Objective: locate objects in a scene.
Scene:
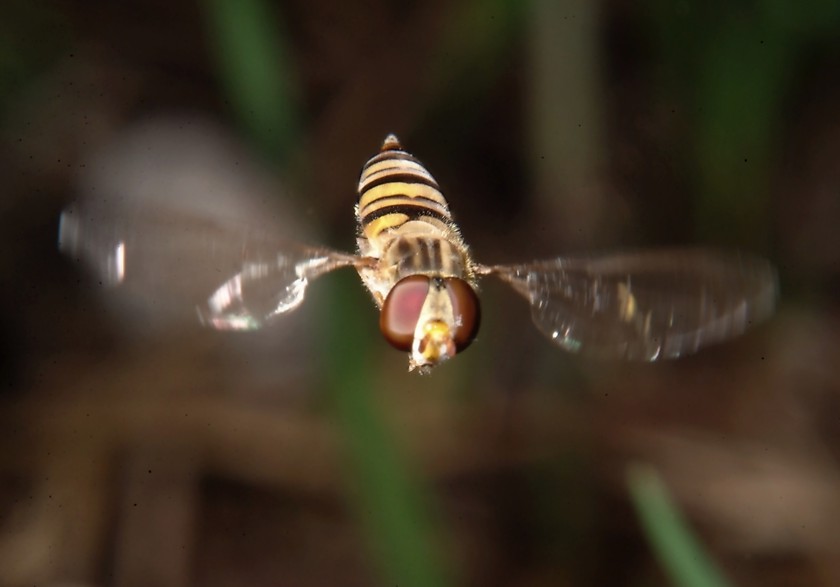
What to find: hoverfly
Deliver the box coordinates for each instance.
[59,134,778,373]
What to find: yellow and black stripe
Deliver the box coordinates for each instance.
[356,135,457,241]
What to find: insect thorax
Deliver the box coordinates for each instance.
[356,223,473,307]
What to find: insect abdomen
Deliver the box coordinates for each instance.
[356,135,457,242]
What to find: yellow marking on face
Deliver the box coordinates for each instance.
[417,320,455,363]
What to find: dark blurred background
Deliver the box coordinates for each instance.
[1,0,839,586]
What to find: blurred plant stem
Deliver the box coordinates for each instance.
[527,0,604,241]
[203,0,299,161]
[323,276,454,587]
[628,464,731,587]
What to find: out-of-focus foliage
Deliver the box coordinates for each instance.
[644,0,840,245]
[323,271,453,587]
[0,2,71,109]
[629,465,731,587]
[204,0,299,160]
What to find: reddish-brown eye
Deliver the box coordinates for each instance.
[380,275,431,351]
[445,278,480,351]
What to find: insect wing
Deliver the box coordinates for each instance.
[58,202,355,331]
[490,249,778,360]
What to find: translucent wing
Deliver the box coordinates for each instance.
[59,202,357,330]
[488,249,778,360]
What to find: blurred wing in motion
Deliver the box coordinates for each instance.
[489,249,778,360]
[59,202,357,330]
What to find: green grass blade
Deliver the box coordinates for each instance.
[627,464,731,587]
[323,278,454,587]
[202,0,298,158]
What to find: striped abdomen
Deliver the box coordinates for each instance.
[354,135,474,305]
[356,135,459,248]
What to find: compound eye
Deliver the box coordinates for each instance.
[380,275,431,351]
[445,278,480,351]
